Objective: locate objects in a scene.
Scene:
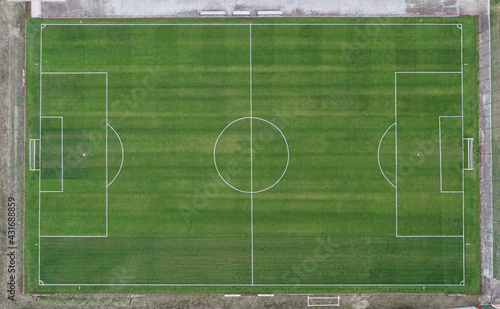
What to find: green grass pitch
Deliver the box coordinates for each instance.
[24,17,481,294]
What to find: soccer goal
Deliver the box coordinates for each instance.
[29,138,40,171]
[464,138,474,171]
[307,296,340,307]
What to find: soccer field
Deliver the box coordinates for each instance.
[25,17,481,294]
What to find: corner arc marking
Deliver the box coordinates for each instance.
[378,123,397,189]
[106,123,124,188]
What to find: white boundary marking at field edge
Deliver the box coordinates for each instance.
[38,67,108,244]
[37,22,467,287]
[38,23,42,283]
[439,116,464,193]
[461,24,465,282]
[106,123,124,187]
[377,123,396,188]
[42,23,463,26]
[39,116,63,193]
[39,283,464,286]
[249,24,254,286]
[40,235,107,238]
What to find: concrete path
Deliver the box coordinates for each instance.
[36,0,485,18]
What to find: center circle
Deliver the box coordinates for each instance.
[213,117,289,194]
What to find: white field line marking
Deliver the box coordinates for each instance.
[395,72,462,74]
[40,235,107,238]
[308,297,340,299]
[461,25,465,283]
[106,72,108,237]
[106,123,124,187]
[396,235,464,238]
[395,72,398,236]
[35,140,38,170]
[39,283,464,286]
[37,23,465,288]
[42,72,107,75]
[43,23,463,26]
[395,71,462,74]
[439,116,463,193]
[377,123,396,189]
[249,24,254,286]
[62,117,64,192]
[38,24,42,283]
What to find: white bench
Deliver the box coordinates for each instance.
[233,10,250,16]
[200,11,226,16]
[257,10,282,16]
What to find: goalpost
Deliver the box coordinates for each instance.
[307,296,340,307]
[29,139,40,171]
[464,138,474,171]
